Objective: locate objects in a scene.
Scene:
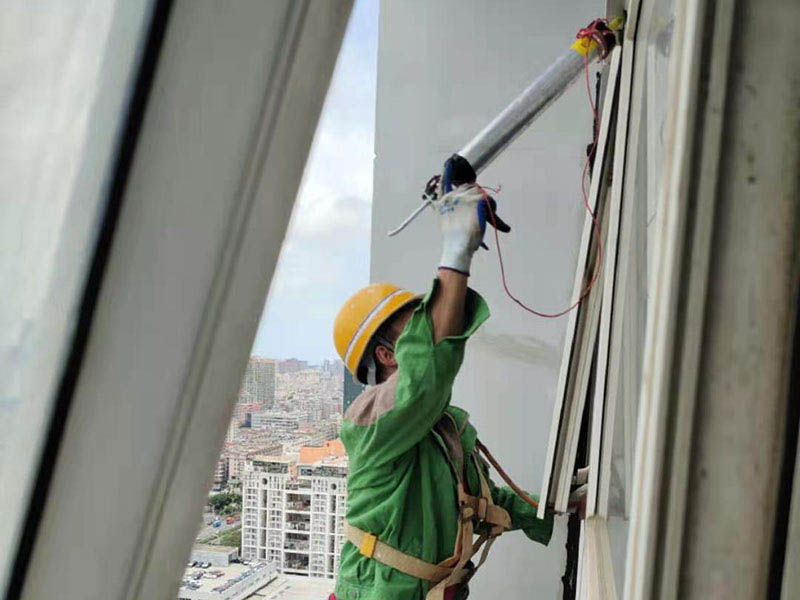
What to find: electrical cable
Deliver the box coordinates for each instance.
[478,20,610,319]
[475,440,539,509]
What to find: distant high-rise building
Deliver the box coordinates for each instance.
[213,456,229,490]
[241,446,347,578]
[232,401,261,427]
[343,372,364,413]
[239,358,276,409]
[320,359,344,378]
[225,445,282,483]
[278,358,309,374]
[224,419,241,444]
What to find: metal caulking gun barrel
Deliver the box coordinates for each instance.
[387,17,623,237]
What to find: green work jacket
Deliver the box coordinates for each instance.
[335,279,554,600]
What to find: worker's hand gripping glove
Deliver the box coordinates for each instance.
[434,183,510,275]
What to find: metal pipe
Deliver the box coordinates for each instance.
[387,23,617,237]
[459,45,600,174]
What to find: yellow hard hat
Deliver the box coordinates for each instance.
[333,283,419,383]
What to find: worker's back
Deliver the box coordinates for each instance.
[334,281,553,600]
[335,280,477,598]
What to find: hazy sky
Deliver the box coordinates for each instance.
[250,0,377,364]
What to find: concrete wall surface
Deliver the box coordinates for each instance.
[372,1,604,596]
[190,545,239,567]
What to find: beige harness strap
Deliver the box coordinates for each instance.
[459,494,510,529]
[472,533,497,573]
[428,456,511,600]
[427,505,475,600]
[345,420,520,599]
[472,454,510,537]
[345,523,453,583]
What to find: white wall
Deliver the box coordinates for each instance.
[372,1,603,596]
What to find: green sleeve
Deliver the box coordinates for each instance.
[489,480,554,546]
[363,278,489,465]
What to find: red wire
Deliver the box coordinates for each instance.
[479,45,604,319]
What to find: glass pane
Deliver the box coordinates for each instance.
[612,0,677,518]
[0,0,149,588]
[605,0,677,592]
[184,0,376,591]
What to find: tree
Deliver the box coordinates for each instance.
[208,492,241,513]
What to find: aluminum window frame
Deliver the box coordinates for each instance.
[0,2,154,592]
[9,2,352,599]
[537,42,622,518]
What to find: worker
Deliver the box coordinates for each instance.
[331,165,566,600]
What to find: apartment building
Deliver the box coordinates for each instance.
[241,451,347,579]
[213,456,229,490]
[218,444,283,489]
[342,372,364,414]
[250,410,309,433]
[232,401,262,428]
[224,419,242,444]
[227,450,257,483]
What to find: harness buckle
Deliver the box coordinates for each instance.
[359,532,378,558]
[476,498,488,521]
[460,505,475,522]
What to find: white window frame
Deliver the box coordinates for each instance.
[538,42,623,518]
[9,2,352,600]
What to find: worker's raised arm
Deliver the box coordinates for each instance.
[344,278,485,466]
[430,268,467,341]
[343,182,512,464]
[431,177,509,340]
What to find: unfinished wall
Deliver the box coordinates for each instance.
[371,1,603,596]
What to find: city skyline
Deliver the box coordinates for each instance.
[249,354,341,366]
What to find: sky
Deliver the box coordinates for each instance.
[250,0,378,364]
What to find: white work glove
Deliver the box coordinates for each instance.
[433,183,510,275]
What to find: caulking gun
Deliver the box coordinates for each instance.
[387,17,622,237]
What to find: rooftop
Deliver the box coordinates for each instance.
[250,455,292,464]
[298,439,345,465]
[191,544,237,554]
[252,575,334,600]
[178,561,276,600]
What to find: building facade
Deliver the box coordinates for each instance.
[189,544,239,567]
[224,420,241,444]
[241,454,347,579]
[213,456,229,490]
[239,358,276,410]
[277,358,308,374]
[250,410,308,433]
[342,372,364,414]
[227,445,282,484]
[232,401,262,428]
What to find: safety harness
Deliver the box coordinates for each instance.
[345,414,528,600]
